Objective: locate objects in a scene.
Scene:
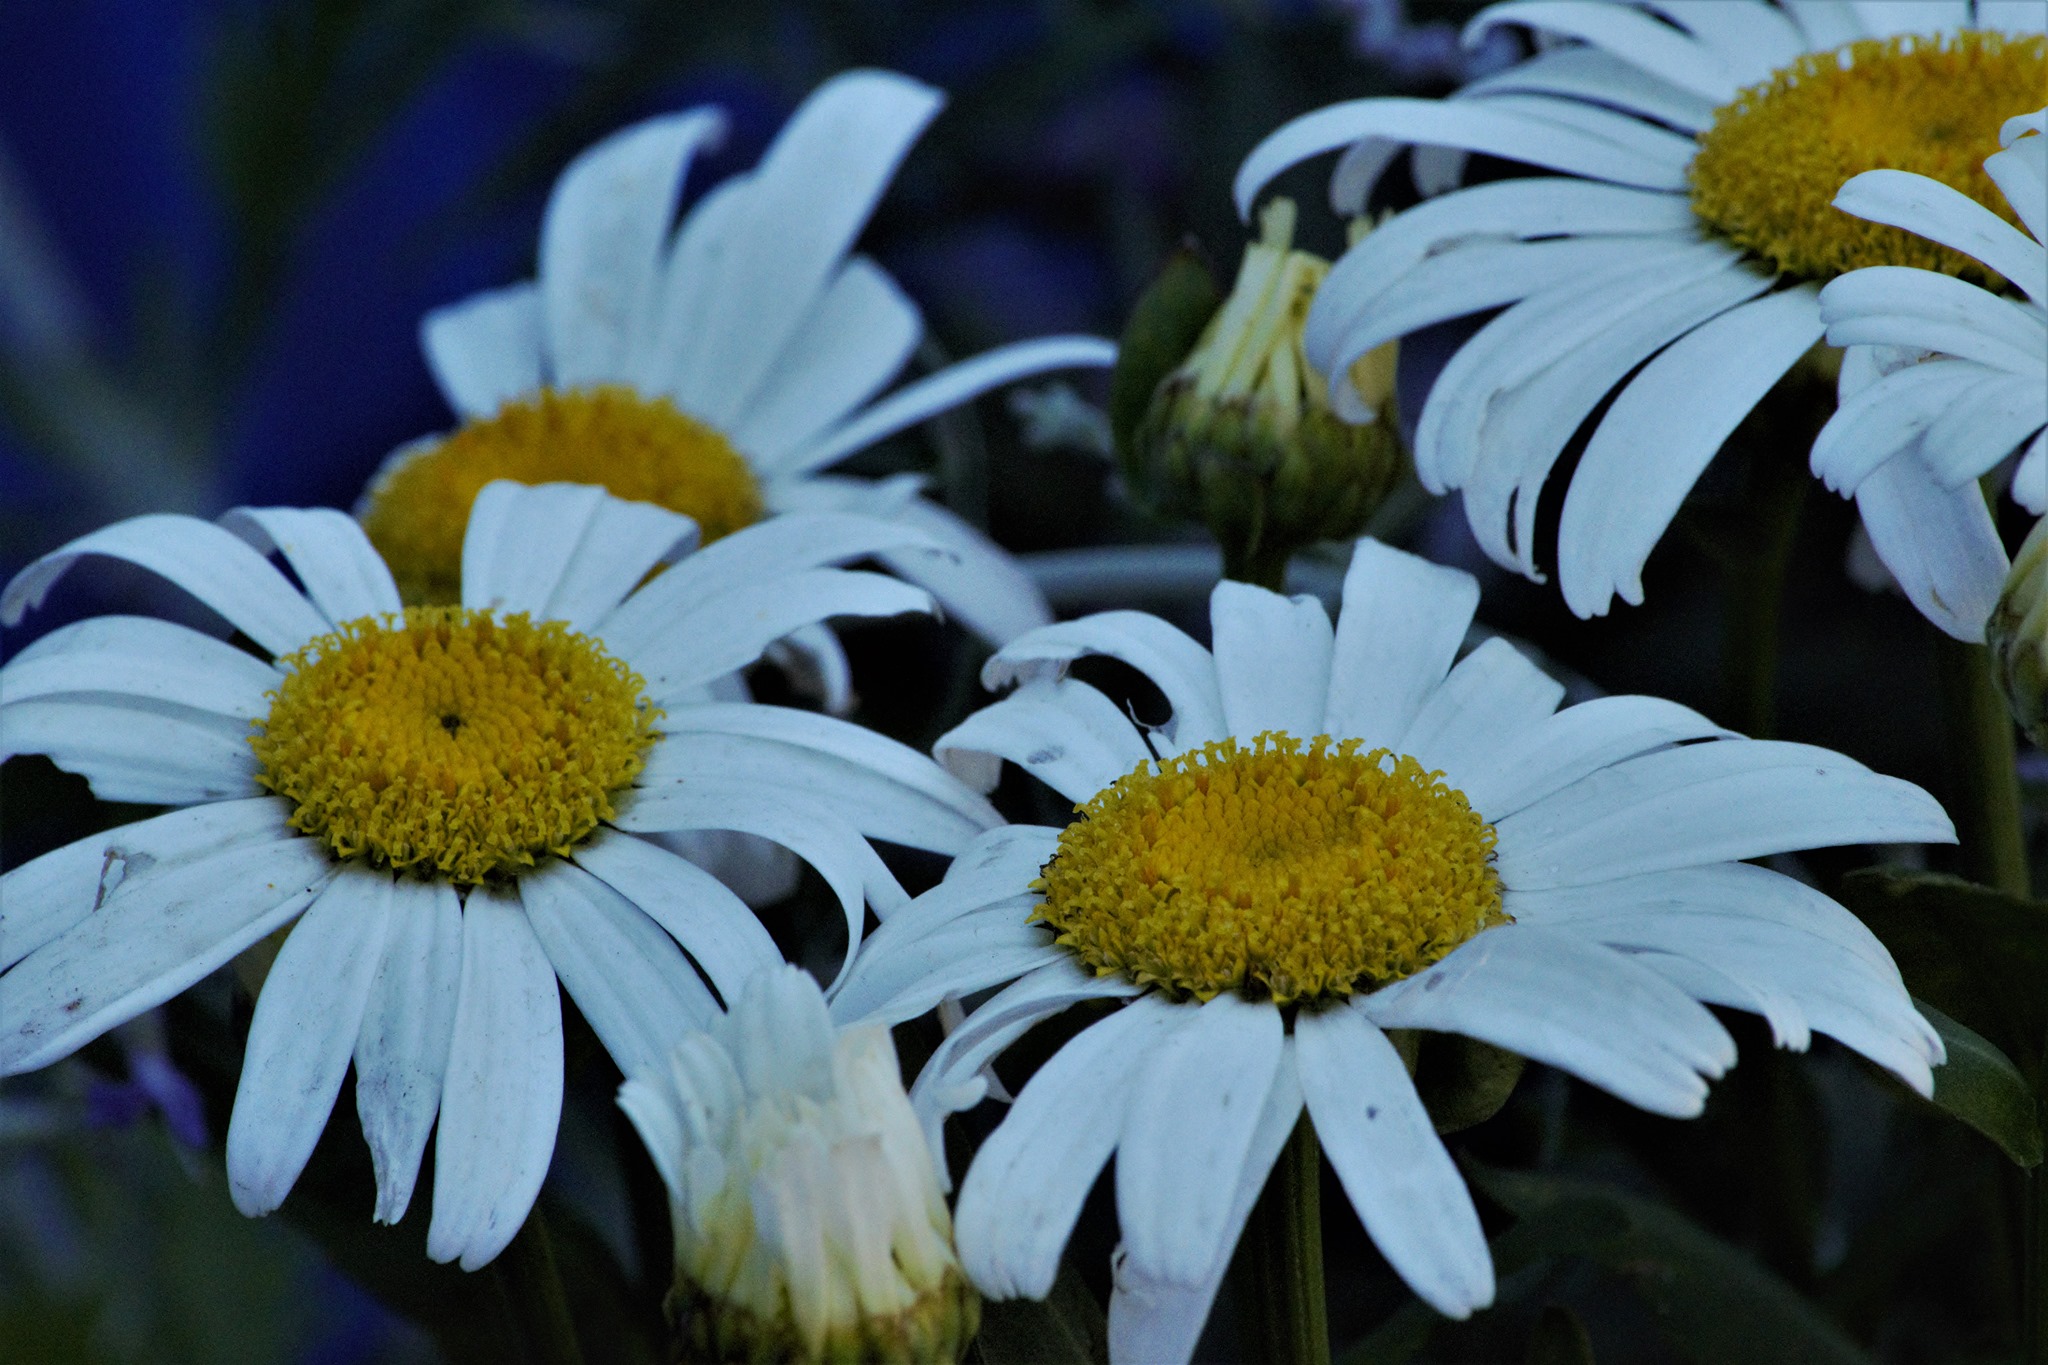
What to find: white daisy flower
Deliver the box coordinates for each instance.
[1234,2,2044,618]
[1810,108,2047,641]
[619,964,977,1363]
[0,480,1001,1270]
[362,68,1115,657]
[832,538,1951,1361]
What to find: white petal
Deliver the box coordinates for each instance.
[1631,1,1804,85]
[1781,0,1863,47]
[1118,996,1285,1285]
[519,860,718,1078]
[2016,429,2048,511]
[1978,0,2048,33]
[651,701,998,853]
[420,282,543,419]
[1821,267,2045,371]
[935,677,1152,804]
[0,837,333,1075]
[1853,452,2007,642]
[459,481,608,617]
[1985,135,2046,247]
[903,958,1143,1187]
[2,514,328,656]
[1918,372,2048,489]
[2,697,259,805]
[1325,540,1479,748]
[1461,92,1699,169]
[1457,45,1717,131]
[568,829,781,1002]
[1848,0,1968,37]
[426,886,564,1271]
[1461,1,1738,101]
[1210,584,1333,740]
[1234,96,1687,219]
[984,612,1227,753]
[1297,1004,1493,1317]
[1833,170,2047,305]
[540,109,727,387]
[354,879,461,1225]
[227,869,392,1216]
[2,614,280,719]
[0,797,291,971]
[830,897,1062,1028]
[1106,1049,1302,1365]
[614,779,905,989]
[1810,356,1994,495]
[955,996,1178,1299]
[1556,285,1825,617]
[218,507,401,625]
[629,569,933,701]
[1304,178,1696,371]
[729,258,922,468]
[1494,739,1956,888]
[541,497,701,633]
[1398,637,1563,791]
[1358,924,1732,1116]
[1461,694,1730,819]
[779,337,1119,479]
[647,74,940,425]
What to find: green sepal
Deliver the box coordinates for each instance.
[971,1259,1107,1365]
[1837,867,2048,1086]
[1411,1032,1527,1135]
[1108,245,1220,506]
[1912,999,2043,1167]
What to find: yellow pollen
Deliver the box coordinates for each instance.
[1688,31,2045,285]
[1033,732,1505,1004]
[249,607,659,884]
[361,386,765,604]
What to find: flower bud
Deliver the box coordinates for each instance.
[619,966,978,1364]
[1990,515,2048,747]
[1117,199,1402,587]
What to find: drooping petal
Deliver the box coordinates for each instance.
[1325,539,1478,748]
[1,698,259,806]
[3,515,329,657]
[1117,995,1285,1286]
[1460,694,1730,820]
[1297,1004,1493,1318]
[1833,170,2047,304]
[1821,267,2046,371]
[934,677,1153,804]
[955,996,1179,1299]
[420,282,544,419]
[983,612,1227,753]
[1852,451,2008,642]
[354,879,461,1225]
[1984,132,2046,245]
[227,868,393,1216]
[1461,0,1741,101]
[829,897,1061,1029]
[1398,637,1564,793]
[520,860,718,1077]
[1210,584,1334,741]
[569,829,782,1003]
[1811,357,1992,496]
[2,614,281,720]
[426,886,564,1271]
[1,837,334,1075]
[218,507,402,627]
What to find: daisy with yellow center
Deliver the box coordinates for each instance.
[1810,108,2047,641]
[365,68,1115,658]
[1235,0,2044,619]
[0,481,1002,1270]
[831,538,1953,1364]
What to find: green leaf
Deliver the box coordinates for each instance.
[1343,1167,1874,1365]
[1913,999,2043,1167]
[1413,1033,1526,1135]
[1108,246,1219,486]
[1838,868,2048,1085]
[971,1259,1108,1365]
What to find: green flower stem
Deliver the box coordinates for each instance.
[492,1207,587,1365]
[1932,634,2030,898]
[2029,1165,2047,1365]
[1241,1116,1331,1365]
[1721,447,1809,741]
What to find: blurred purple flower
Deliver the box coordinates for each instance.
[1337,0,1519,84]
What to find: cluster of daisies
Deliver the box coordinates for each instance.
[2,6,2044,1359]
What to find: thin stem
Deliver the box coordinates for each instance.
[492,1207,586,1365]
[1241,1116,1330,1365]
[1721,450,1809,740]
[2028,1163,2047,1365]
[1932,635,2030,897]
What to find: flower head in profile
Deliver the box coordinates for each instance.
[620,964,977,1364]
[834,538,1951,1362]
[360,69,1115,656]
[1236,1,2043,618]
[1810,108,2046,641]
[0,481,999,1269]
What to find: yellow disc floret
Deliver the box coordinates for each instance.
[1034,732,1504,1004]
[250,607,659,884]
[362,386,765,604]
[1689,31,2045,284]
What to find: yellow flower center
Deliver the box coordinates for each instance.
[361,386,765,605]
[1688,31,2045,285]
[250,607,659,884]
[1034,733,1504,1004]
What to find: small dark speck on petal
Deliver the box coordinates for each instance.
[1026,747,1063,765]
[63,997,84,1013]
[1423,972,1444,991]
[1366,1105,1379,1120]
